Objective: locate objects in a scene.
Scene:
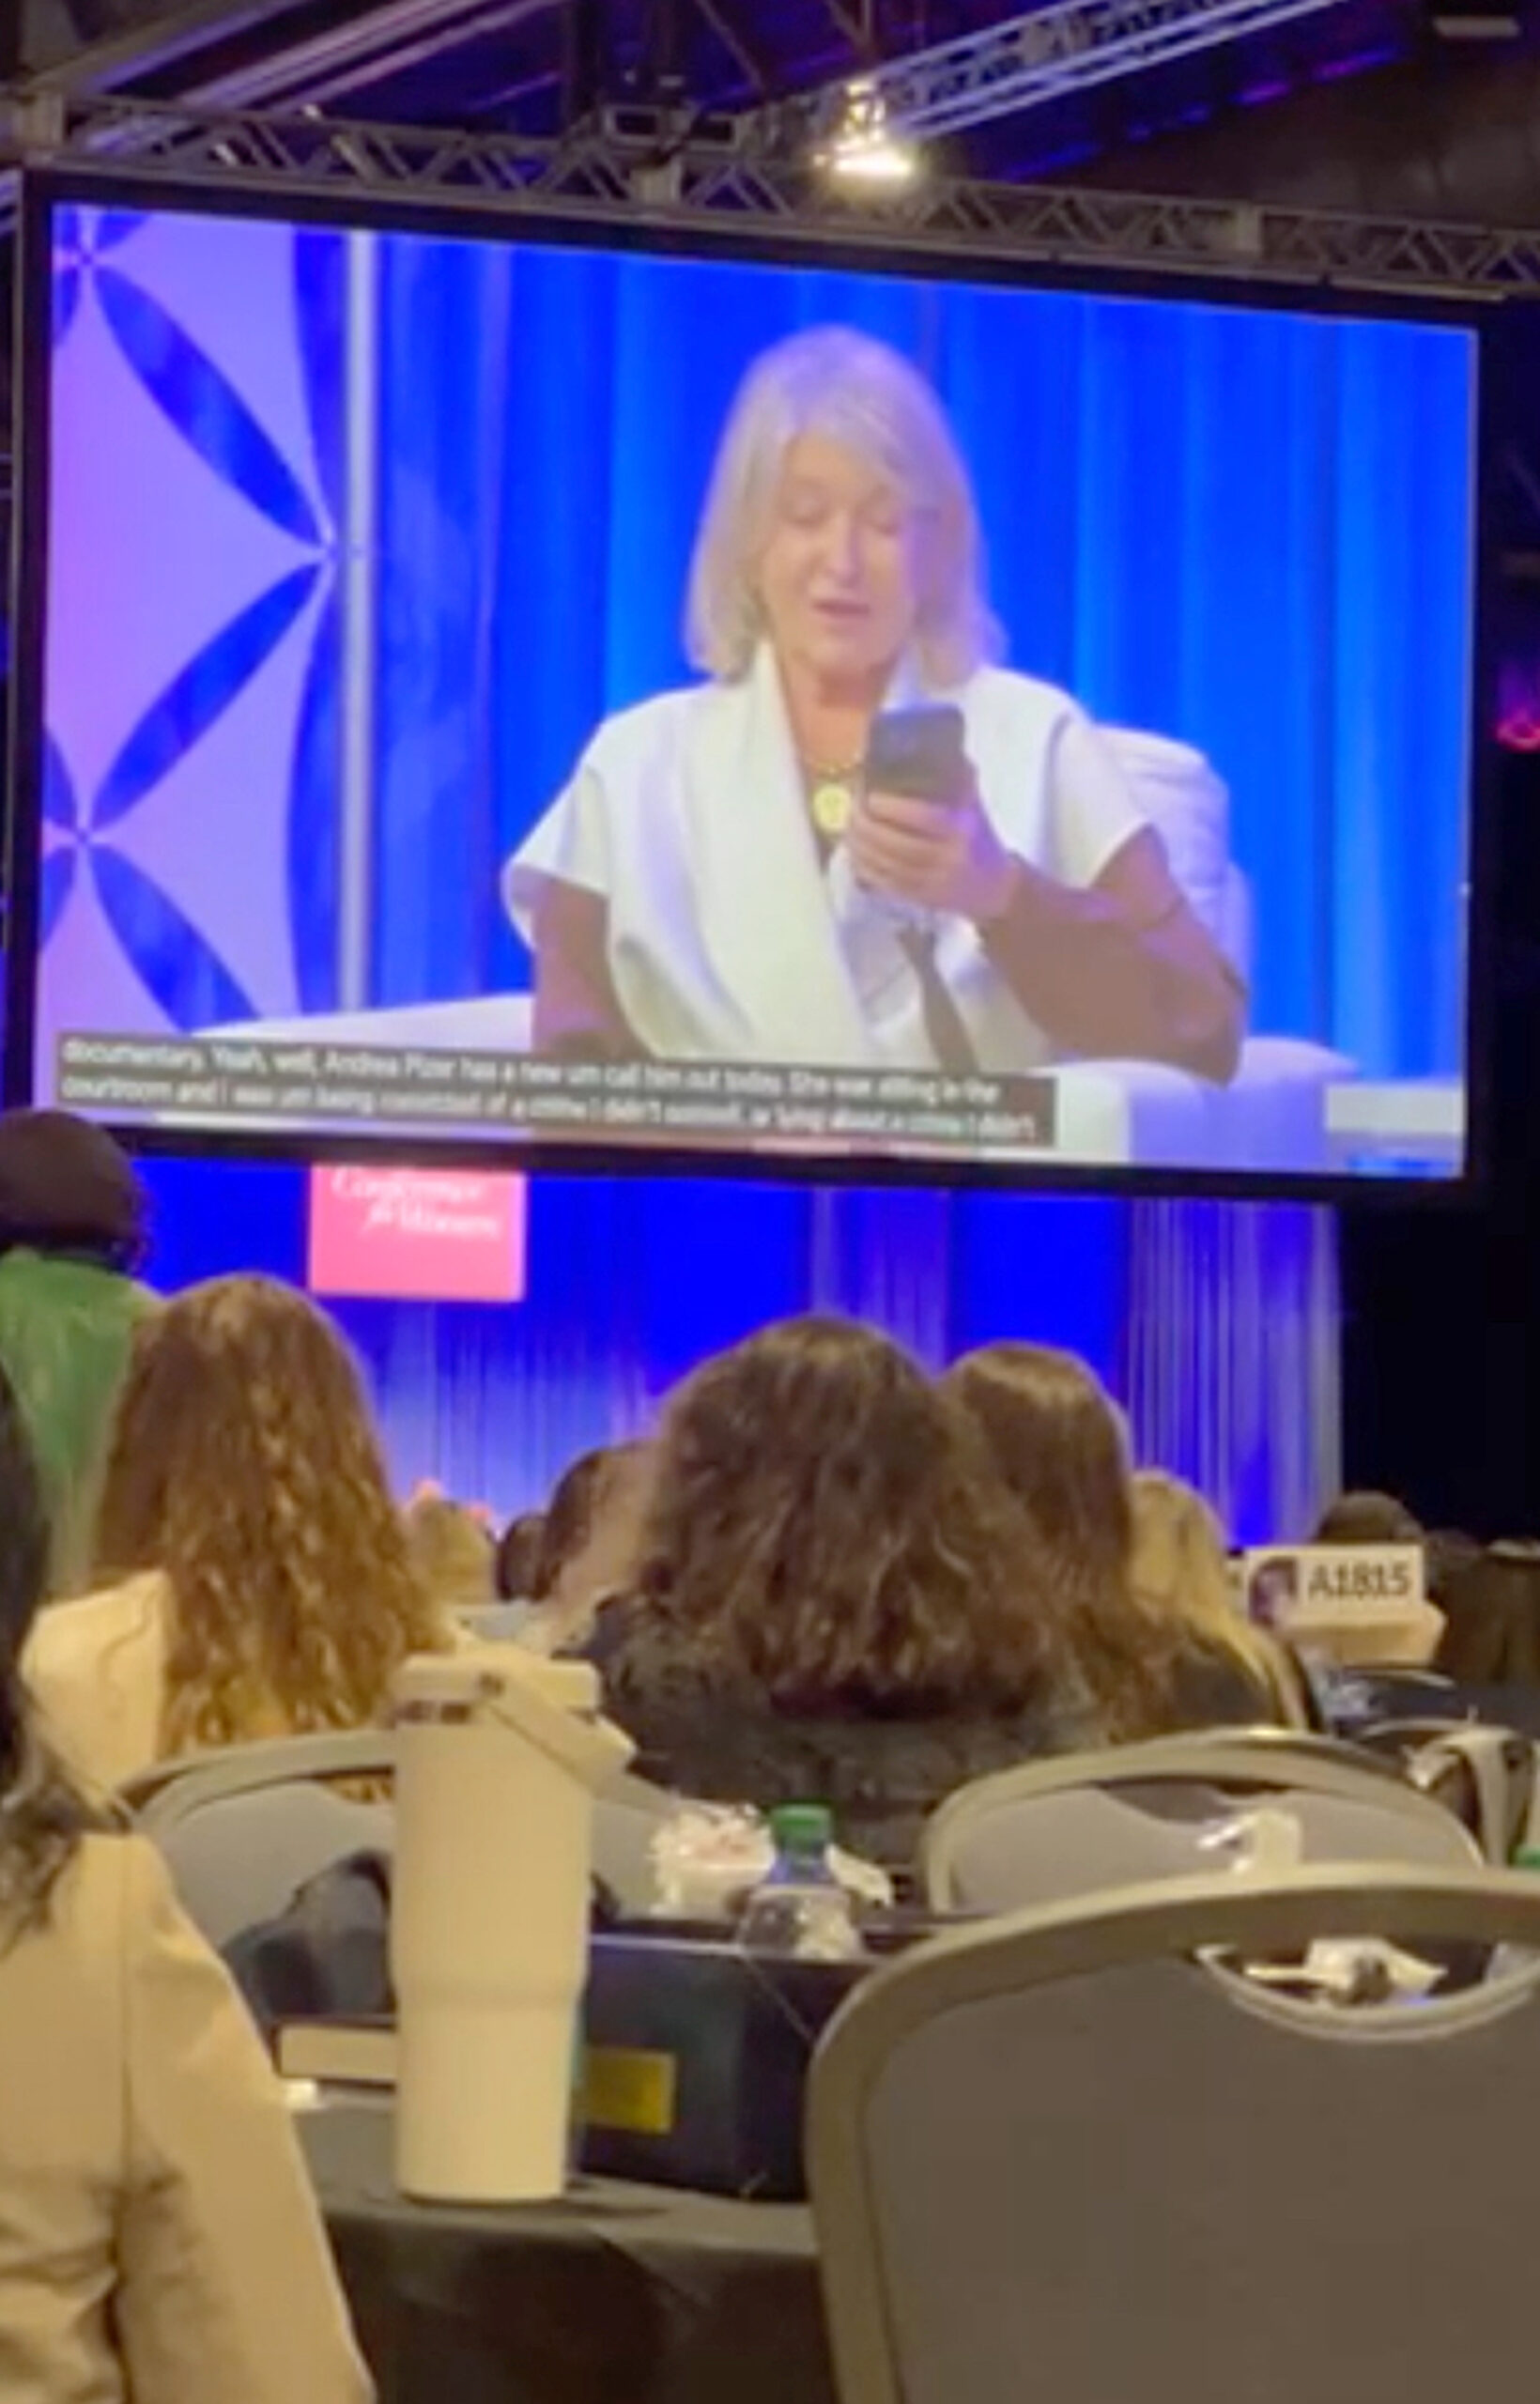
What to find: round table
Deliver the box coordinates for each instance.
[299,2095,837,2404]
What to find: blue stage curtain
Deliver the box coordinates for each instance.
[137,1157,1337,1545]
[1125,1200,1340,1543]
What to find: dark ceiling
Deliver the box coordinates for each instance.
[7,0,1540,218]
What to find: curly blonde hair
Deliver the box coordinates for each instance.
[94,1274,447,1758]
[1130,1470,1307,1727]
[615,1317,1067,1718]
[403,1489,496,1607]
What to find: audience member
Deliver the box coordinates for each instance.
[943,1342,1286,1736]
[1433,1541,1540,1687]
[403,1485,497,1609]
[1313,1489,1424,1547]
[25,1273,448,1794]
[522,1441,652,1656]
[1130,1469,1309,1727]
[1279,1489,1445,1671]
[0,1354,368,2403]
[0,1108,159,1595]
[495,1509,547,1602]
[1346,1514,1478,1651]
[597,1316,1086,1868]
[1425,1526,1483,1610]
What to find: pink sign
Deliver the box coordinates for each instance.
[307,1165,527,1302]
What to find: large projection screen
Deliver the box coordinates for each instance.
[6,183,1486,1192]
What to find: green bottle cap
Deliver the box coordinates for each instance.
[769,1802,835,1854]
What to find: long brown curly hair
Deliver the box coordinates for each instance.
[93,1274,447,1758]
[943,1342,1176,1738]
[616,1316,1067,1718]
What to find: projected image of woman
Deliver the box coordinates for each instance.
[505,326,1243,1081]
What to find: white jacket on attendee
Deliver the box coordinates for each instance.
[24,1569,463,1799]
[24,1570,172,1795]
[0,1830,370,2404]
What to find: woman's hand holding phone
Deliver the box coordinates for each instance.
[852,704,1020,926]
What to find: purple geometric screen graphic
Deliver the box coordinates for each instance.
[40,208,345,1060]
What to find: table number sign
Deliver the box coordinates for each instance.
[1241,1544,1426,1636]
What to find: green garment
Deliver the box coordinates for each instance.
[0,1249,159,1595]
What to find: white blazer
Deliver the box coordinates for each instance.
[505,647,1147,1073]
[24,1576,463,1804]
[24,1571,170,1797]
[0,1832,370,2404]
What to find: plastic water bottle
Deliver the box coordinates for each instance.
[737,1804,865,1962]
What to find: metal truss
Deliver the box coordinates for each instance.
[2,88,1538,300]
[21,0,566,108]
[761,0,1358,145]
[20,0,325,93]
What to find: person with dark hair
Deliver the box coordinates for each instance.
[1434,1542,1540,1688]
[943,1341,1286,1737]
[530,1445,646,1599]
[1312,1489,1424,1548]
[1425,1527,1482,1611]
[522,1442,653,1656]
[495,1509,547,1602]
[0,1358,369,2401]
[597,1317,1086,1868]
[1296,1488,1446,1668]
[0,1109,158,1594]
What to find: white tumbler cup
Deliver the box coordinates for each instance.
[391,1644,633,2203]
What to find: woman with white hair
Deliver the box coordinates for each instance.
[506,325,1242,1080]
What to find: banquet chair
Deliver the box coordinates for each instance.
[122,1730,674,1946]
[808,1865,1540,2404]
[1353,1722,1538,1864]
[920,1729,1477,1915]
[122,1733,394,1950]
[1317,1665,1461,1736]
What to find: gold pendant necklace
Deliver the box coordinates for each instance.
[804,753,862,841]
[809,777,856,839]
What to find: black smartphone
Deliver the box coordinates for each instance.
[864,704,968,803]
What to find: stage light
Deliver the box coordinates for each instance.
[817,80,921,185]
